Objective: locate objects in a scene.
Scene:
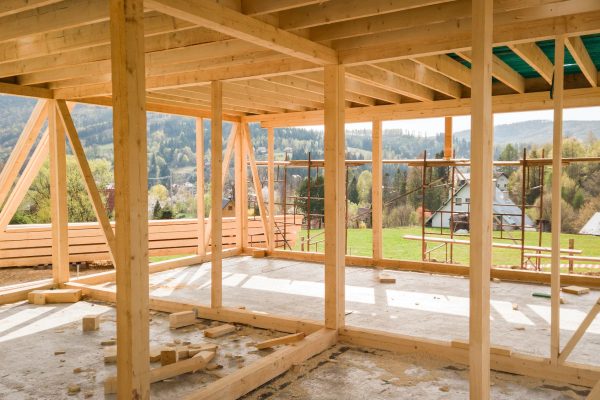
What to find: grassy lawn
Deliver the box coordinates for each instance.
[295,227,600,269]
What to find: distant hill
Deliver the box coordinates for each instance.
[455,120,600,146]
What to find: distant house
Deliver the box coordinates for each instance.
[580,212,600,236]
[426,182,535,231]
[494,172,509,192]
[222,198,235,218]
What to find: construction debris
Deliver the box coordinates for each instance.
[252,249,266,258]
[82,315,100,332]
[160,348,177,366]
[204,324,236,338]
[378,273,396,284]
[100,340,116,346]
[255,332,305,350]
[67,384,81,395]
[561,286,590,295]
[28,289,82,304]
[103,346,117,364]
[169,310,197,329]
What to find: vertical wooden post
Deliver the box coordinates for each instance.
[469,0,493,398]
[211,80,223,308]
[196,118,206,256]
[568,239,574,274]
[234,124,243,250]
[268,127,276,252]
[551,35,565,365]
[324,64,346,330]
[371,120,383,262]
[110,0,149,397]
[444,117,453,160]
[48,100,69,284]
[239,124,250,249]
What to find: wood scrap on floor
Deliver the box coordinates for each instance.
[204,324,236,338]
[255,332,305,350]
[27,289,82,304]
[378,272,396,284]
[82,315,100,332]
[169,310,197,329]
[160,348,177,366]
[103,346,117,364]
[561,285,590,295]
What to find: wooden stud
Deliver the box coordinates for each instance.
[211,80,223,309]
[109,0,150,397]
[196,117,206,256]
[444,117,453,160]
[48,100,69,285]
[82,314,101,331]
[551,36,565,366]
[469,0,493,398]
[234,122,244,250]
[371,119,383,262]
[562,286,590,295]
[239,126,249,249]
[203,323,236,338]
[323,64,346,330]
[255,332,305,350]
[267,126,275,252]
[558,301,600,364]
[28,289,82,303]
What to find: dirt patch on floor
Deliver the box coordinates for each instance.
[0,263,113,286]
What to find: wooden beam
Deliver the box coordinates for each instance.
[267,127,275,252]
[110,0,149,397]
[323,64,346,330]
[469,0,493,398]
[413,54,472,87]
[457,51,525,93]
[444,117,453,159]
[508,42,554,84]
[145,0,337,65]
[239,125,249,249]
[181,329,337,400]
[551,36,565,365]
[0,82,53,99]
[0,0,63,18]
[211,80,223,309]
[234,126,243,250]
[48,100,69,284]
[196,118,206,256]
[0,100,47,209]
[371,120,382,261]
[241,0,326,15]
[559,300,600,364]
[588,380,600,400]
[565,36,598,87]
[347,65,434,102]
[57,100,116,266]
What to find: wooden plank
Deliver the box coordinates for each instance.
[469,0,493,398]
[57,100,116,266]
[48,100,69,284]
[457,51,525,93]
[371,120,382,261]
[211,80,223,309]
[558,301,600,364]
[508,42,553,84]
[145,0,337,65]
[267,126,275,252]
[196,118,206,256]
[0,82,54,99]
[565,36,597,88]
[203,323,236,338]
[182,329,337,400]
[255,332,305,350]
[323,64,346,330]
[28,289,81,303]
[0,281,54,305]
[110,0,150,397]
[234,122,244,250]
[551,36,565,366]
[562,286,591,295]
[444,117,453,159]
[169,310,197,329]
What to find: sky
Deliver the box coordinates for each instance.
[304,106,600,136]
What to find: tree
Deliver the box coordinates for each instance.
[347,176,359,204]
[295,175,324,218]
[356,170,372,205]
[152,200,162,219]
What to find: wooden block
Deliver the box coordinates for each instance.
[252,249,266,258]
[204,324,236,338]
[255,332,305,350]
[27,289,82,304]
[188,343,218,357]
[28,291,46,305]
[82,315,100,332]
[378,273,396,284]
[491,345,512,357]
[103,346,116,364]
[149,346,162,363]
[105,351,216,394]
[161,348,178,366]
[176,347,189,360]
[169,310,197,329]
[561,286,590,295]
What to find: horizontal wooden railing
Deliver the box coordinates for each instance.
[0,215,302,268]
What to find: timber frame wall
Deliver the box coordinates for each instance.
[0,1,600,399]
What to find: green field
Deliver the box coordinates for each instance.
[295,227,600,269]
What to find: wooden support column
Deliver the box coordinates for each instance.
[324,64,346,330]
[371,120,383,262]
[110,0,150,397]
[234,124,243,250]
[267,126,275,252]
[48,100,69,284]
[196,118,206,256]
[469,0,493,398]
[211,80,223,308]
[551,35,565,365]
[239,125,250,249]
[444,117,453,159]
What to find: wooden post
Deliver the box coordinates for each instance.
[234,124,243,250]
[371,120,383,262]
[48,100,69,284]
[551,35,565,365]
[268,127,276,252]
[568,239,574,274]
[196,117,206,256]
[109,0,149,397]
[469,0,493,398]
[211,80,223,309]
[239,125,250,249]
[444,117,453,160]
[324,64,346,330]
